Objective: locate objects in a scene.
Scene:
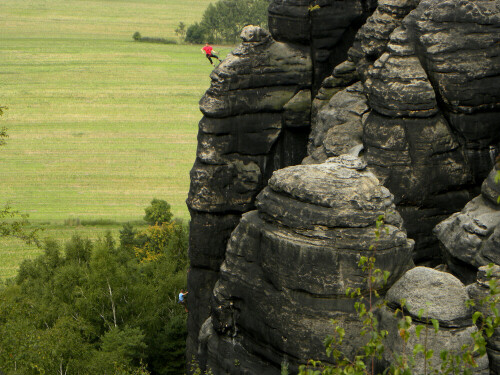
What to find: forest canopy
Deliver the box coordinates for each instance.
[0,210,189,375]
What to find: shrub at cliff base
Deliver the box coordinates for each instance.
[0,215,189,374]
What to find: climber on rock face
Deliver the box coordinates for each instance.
[201,43,221,65]
[178,289,188,312]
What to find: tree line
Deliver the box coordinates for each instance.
[180,0,270,44]
[0,200,189,375]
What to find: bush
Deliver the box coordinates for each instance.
[132,32,177,44]
[143,198,173,226]
[185,22,206,44]
[138,37,177,45]
[175,22,187,39]
[81,218,119,226]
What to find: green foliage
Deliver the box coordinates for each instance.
[186,22,206,44]
[0,204,40,246]
[134,220,189,273]
[187,0,269,44]
[0,127,7,147]
[190,357,215,375]
[0,0,213,278]
[144,198,173,226]
[281,359,290,375]
[133,35,178,45]
[0,107,40,248]
[132,31,178,44]
[0,106,7,148]
[0,208,189,374]
[175,22,187,39]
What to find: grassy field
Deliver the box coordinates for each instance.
[0,0,224,279]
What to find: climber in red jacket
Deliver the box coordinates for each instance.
[201,43,221,65]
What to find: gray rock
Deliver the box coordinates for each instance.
[348,0,420,79]
[364,28,438,118]
[435,166,500,284]
[381,266,489,374]
[363,110,472,261]
[199,157,414,372]
[268,0,377,91]
[482,162,500,206]
[386,267,472,325]
[187,26,314,366]
[187,0,500,372]
[305,82,368,164]
[282,89,311,128]
[437,197,500,264]
[314,60,359,105]
[348,0,500,264]
[402,0,500,183]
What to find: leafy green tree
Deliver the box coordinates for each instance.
[175,22,186,39]
[185,22,206,44]
[186,0,269,44]
[144,198,173,226]
[203,0,269,43]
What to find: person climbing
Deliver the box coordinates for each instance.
[201,43,221,65]
[178,289,189,312]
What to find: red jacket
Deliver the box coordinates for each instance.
[202,45,213,55]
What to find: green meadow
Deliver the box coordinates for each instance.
[0,0,223,279]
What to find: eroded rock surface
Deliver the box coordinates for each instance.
[187,0,500,372]
[354,0,499,262]
[186,25,313,360]
[198,156,414,373]
[268,0,377,91]
[305,81,369,164]
[435,163,500,285]
[404,0,500,181]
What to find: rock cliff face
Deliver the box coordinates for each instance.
[186,0,500,372]
[187,26,313,357]
[201,156,414,373]
[268,0,377,91]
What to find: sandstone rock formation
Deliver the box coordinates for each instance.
[310,0,500,263]
[198,156,413,373]
[268,0,377,91]
[186,0,500,372]
[304,81,368,164]
[187,1,382,361]
[380,267,489,374]
[187,25,313,359]
[435,163,500,285]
